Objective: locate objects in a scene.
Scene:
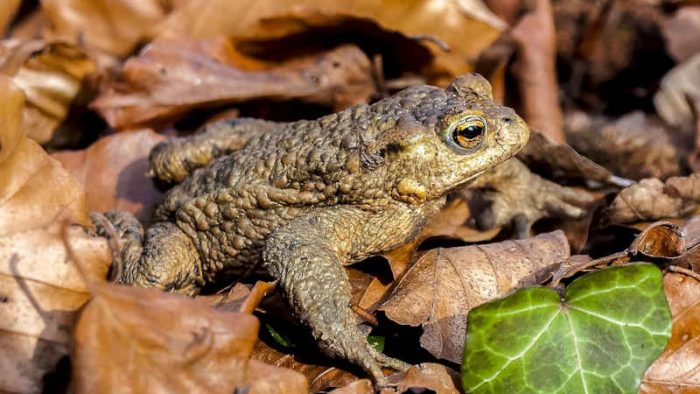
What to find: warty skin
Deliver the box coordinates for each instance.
[93,73,530,384]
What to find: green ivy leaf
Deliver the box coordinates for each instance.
[461,263,671,393]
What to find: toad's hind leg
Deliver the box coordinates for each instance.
[91,211,204,295]
[263,208,411,385]
[149,118,278,184]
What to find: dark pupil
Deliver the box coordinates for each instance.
[459,124,483,139]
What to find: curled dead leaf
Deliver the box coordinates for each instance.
[331,379,373,394]
[91,39,375,129]
[155,0,504,86]
[52,129,166,224]
[630,221,686,259]
[357,199,501,311]
[0,39,96,145]
[654,53,700,129]
[380,231,570,363]
[250,339,358,393]
[641,273,700,393]
[606,174,700,225]
[41,0,173,57]
[565,111,681,181]
[383,363,460,394]
[518,131,613,184]
[74,282,308,393]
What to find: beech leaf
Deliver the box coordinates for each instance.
[0,75,110,392]
[641,273,700,393]
[380,231,570,363]
[74,282,308,393]
[606,175,700,224]
[53,129,166,223]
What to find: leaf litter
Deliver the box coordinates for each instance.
[2,0,700,392]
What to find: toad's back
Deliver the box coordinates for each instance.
[152,86,448,279]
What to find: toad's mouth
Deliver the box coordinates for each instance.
[442,168,488,191]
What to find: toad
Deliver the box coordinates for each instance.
[93,74,582,384]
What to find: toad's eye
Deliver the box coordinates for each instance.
[448,117,487,152]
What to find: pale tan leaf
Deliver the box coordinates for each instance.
[0,75,110,393]
[74,283,308,393]
[0,39,96,145]
[42,0,173,56]
[53,129,166,223]
[380,231,569,363]
[606,175,700,224]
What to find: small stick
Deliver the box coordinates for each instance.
[351,304,379,327]
[238,281,276,314]
[61,220,97,293]
[667,265,700,282]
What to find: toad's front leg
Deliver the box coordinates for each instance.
[263,206,412,385]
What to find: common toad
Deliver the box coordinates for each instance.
[94,74,533,384]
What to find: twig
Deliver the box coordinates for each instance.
[549,251,629,288]
[61,220,97,293]
[408,34,451,52]
[351,304,379,327]
[667,265,700,282]
[238,281,276,314]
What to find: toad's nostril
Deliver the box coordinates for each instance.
[502,117,513,123]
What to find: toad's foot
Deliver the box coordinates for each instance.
[90,211,204,294]
[149,118,277,184]
[464,158,594,238]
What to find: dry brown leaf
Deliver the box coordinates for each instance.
[0,75,110,392]
[91,39,375,129]
[654,52,700,129]
[511,0,564,143]
[633,217,700,272]
[662,5,700,63]
[0,39,96,145]
[565,111,681,181]
[554,0,669,112]
[517,131,613,184]
[421,198,503,245]
[0,0,20,34]
[0,76,88,233]
[41,0,174,57]
[630,221,686,259]
[53,129,166,224]
[380,230,570,363]
[641,273,700,393]
[331,379,374,394]
[74,282,307,393]
[357,199,501,311]
[155,0,504,86]
[383,363,460,394]
[203,283,255,315]
[251,339,358,393]
[606,175,700,225]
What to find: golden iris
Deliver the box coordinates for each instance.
[451,117,486,150]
